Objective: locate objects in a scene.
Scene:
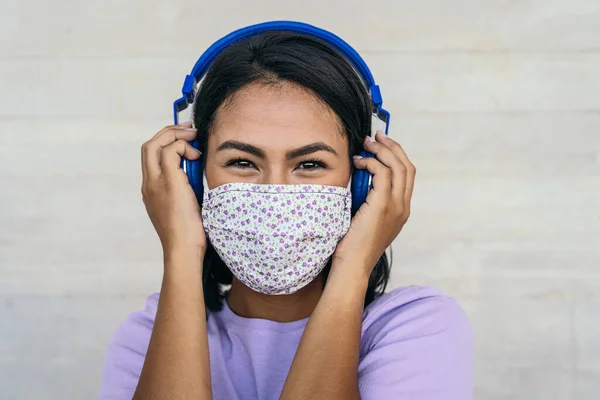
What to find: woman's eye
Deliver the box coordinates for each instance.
[226,159,255,169]
[297,160,326,170]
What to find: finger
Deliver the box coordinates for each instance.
[352,156,392,202]
[160,139,202,175]
[151,126,198,148]
[142,127,173,178]
[363,135,406,198]
[375,131,416,208]
[149,121,193,141]
[142,128,198,177]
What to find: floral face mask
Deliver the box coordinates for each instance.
[201,178,352,295]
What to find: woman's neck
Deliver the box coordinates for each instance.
[225,275,325,322]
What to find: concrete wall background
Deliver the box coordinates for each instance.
[1,1,599,399]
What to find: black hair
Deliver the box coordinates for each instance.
[192,31,390,312]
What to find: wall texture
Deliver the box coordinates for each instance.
[1,1,599,399]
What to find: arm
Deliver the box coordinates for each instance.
[133,122,212,399]
[133,250,212,400]
[280,131,416,399]
[279,263,368,400]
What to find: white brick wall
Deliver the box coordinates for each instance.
[1,1,598,398]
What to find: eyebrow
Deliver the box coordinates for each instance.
[216,140,266,158]
[216,140,338,159]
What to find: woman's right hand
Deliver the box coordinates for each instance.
[141,121,206,259]
[136,122,212,400]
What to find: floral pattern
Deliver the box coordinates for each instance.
[202,183,352,295]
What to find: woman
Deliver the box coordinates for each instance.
[100,30,473,400]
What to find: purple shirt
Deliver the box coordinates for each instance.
[99,286,472,399]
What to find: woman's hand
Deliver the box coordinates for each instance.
[282,130,414,400]
[136,122,212,400]
[332,131,416,277]
[141,121,206,258]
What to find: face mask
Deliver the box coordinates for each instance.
[201,178,352,295]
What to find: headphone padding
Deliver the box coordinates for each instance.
[351,150,373,214]
[185,138,204,205]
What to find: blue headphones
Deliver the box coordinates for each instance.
[173,21,390,213]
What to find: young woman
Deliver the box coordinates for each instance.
[100,30,473,400]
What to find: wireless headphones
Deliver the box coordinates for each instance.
[173,21,390,213]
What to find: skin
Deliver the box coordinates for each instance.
[135,81,416,400]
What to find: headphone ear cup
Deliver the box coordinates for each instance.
[185,138,204,205]
[351,150,374,214]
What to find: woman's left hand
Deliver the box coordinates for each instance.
[332,131,416,278]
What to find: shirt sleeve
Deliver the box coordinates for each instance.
[358,287,473,400]
[98,294,157,400]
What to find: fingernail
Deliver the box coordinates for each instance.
[184,128,197,131]
[353,155,363,160]
[178,121,193,127]
[365,136,376,143]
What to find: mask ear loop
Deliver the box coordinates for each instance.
[202,170,209,192]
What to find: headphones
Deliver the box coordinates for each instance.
[173,21,390,213]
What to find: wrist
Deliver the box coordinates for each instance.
[160,248,207,311]
[327,259,370,295]
[330,257,371,282]
[317,262,368,314]
[164,240,206,260]
[163,245,205,274]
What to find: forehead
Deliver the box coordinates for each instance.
[210,81,347,152]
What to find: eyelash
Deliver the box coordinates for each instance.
[225,158,327,171]
[297,158,327,170]
[225,158,255,169]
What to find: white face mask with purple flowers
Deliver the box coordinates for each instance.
[201,178,352,295]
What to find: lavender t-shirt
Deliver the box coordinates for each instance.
[99,286,472,399]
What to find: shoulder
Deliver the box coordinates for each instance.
[363,286,468,325]
[359,286,473,399]
[98,293,158,400]
[108,293,158,351]
[362,285,471,343]
[361,285,472,351]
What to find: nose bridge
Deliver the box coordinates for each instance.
[262,167,289,185]
[259,152,290,184]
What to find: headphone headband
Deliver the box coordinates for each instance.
[173,20,386,125]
